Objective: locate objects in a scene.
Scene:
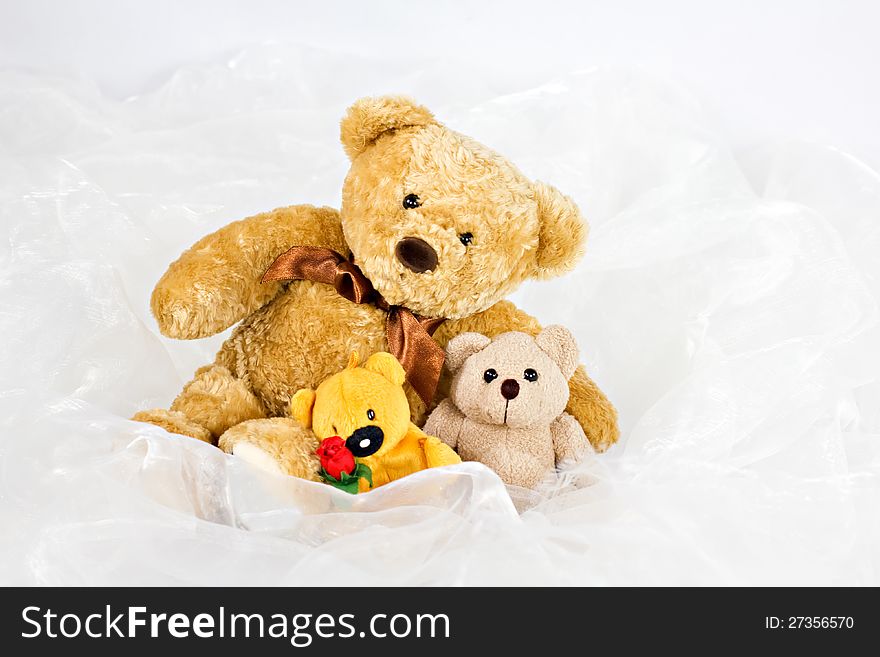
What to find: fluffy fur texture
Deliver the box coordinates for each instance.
[217,417,322,481]
[340,99,586,320]
[423,327,591,489]
[291,352,460,490]
[134,95,619,472]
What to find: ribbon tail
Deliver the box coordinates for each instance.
[262,248,300,283]
[387,309,445,405]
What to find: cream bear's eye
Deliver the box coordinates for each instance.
[524,369,539,382]
[483,369,498,383]
[367,409,376,421]
[459,232,474,247]
[403,194,421,209]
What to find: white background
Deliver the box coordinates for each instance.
[1,0,879,165]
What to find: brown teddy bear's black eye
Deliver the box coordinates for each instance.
[403,194,421,209]
[367,409,376,421]
[459,232,474,246]
[483,368,498,383]
[524,369,539,382]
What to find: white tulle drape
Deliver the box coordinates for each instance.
[1,45,878,585]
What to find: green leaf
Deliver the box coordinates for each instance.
[319,464,372,494]
[319,468,340,484]
[353,463,373,487]
[330,479,360,495]
[337,471,355,484]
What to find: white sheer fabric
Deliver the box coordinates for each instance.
[1,45,877,585]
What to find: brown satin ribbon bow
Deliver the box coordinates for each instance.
[261,246,446,405]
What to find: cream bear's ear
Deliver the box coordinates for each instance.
[533,182,588,279]
[362,352,406,387]
[535,325,580,379]
[290,389,317,429]
[340,95,437,160]
[445,332,492,373]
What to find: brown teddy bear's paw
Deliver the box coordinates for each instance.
[170,365,266,439]
[218,417,322,481]
[131,409,213,443]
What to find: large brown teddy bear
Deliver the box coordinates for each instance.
[133,95,619,480]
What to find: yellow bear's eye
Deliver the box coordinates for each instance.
[459,232,474,247]
[402,194,421,209]
[367,409,376,421]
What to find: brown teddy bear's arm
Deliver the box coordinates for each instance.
[435,300,620,451]
[551,412,591,467]
[566,365,620,452]
[151,205,346,339]
[422,398,466,450]
[433,300,542,345]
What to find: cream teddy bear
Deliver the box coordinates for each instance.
[423,326,592,489]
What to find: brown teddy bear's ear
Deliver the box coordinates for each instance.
[445,332,492,373]
[340,95,437,160]
[363,352,407,387]
[533,182,588,279]
[535,325,580,379]
[290,389,317,429]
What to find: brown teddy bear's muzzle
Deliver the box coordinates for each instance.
[395,237,438,273]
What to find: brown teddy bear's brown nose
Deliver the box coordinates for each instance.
[500,379,520,400]
[395,237,438,273]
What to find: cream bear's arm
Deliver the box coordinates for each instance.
[434,300,620,451]
[422,399,466,450]
[551,412,592,467]
[151,205,346,339]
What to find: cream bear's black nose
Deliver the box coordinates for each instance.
[501,379,520,400]
[395,237,438,273]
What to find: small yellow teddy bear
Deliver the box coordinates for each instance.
[290,351,461,492]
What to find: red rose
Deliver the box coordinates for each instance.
[316,436,356,480]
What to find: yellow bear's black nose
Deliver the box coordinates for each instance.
[346,425,384,457]
[395,237,438,273]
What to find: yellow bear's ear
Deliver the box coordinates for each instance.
[340,96,437,160]
[290,389,317,429]
[533,182,588,279]
[362,352,406,387]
